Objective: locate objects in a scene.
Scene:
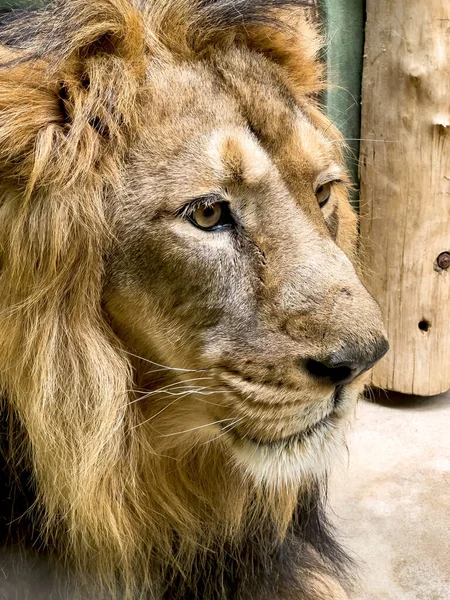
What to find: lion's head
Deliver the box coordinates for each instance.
[0,0,387,597]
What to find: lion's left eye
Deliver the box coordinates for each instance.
[316,183,332,208]
[184,198,233,231]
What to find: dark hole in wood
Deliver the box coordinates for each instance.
[418,320,431,332]
[436,252,450,271]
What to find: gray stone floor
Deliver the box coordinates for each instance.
[0,392,449,599]
[331,391,450,600]
[0,548,71,600]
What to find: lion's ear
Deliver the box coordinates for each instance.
[185,2,323,97]
[243,10,324,96]
[0,0,148,192]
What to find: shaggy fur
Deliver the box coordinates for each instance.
[0,1,387,598]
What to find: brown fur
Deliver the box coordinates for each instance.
[0,1,386,598]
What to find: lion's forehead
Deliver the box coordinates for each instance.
[132,55,341,214]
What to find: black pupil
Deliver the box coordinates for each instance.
[203,206,215,218]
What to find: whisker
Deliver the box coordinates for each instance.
[128,380,234,406]
[143,367,208,375]
[200,417,244,446]
[128,378,216,395]
[122,349,207,373]
[162,389,235,398]
[158,418,237,438]
[129,392,193,429]
[195,390,234,395]
[130,384,235,429]
[128,378,217,404]
[192,397,232,408]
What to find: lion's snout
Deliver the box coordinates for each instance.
[287,282,389,390]
[268,236,389,390]
[304,336,389,387]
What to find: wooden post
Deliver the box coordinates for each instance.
[360,0,450,396]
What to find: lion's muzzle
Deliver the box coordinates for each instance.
[305,336,390,387]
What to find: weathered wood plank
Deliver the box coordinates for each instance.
[360,0,450,395]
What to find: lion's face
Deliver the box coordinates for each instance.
[0,1,391,593]
[104,50,388,484]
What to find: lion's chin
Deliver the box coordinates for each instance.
[224,420,347,487]
[221,388,357,487]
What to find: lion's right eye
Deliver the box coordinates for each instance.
[182,197,234,232]
[192,203,223,229]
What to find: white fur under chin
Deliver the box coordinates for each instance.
[226,421,348,487]
[223,386,358,487]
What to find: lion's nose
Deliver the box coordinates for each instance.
[305,337,389,386]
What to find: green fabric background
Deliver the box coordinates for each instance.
[322,0,365,204]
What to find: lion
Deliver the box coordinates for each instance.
[0,1,388,598]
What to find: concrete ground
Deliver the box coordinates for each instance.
[0,392,449,599]
[331,391,450,600]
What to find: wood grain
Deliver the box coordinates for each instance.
[360,0,450,395]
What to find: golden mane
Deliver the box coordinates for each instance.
[0,1,348,597]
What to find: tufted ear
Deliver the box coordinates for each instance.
[243,9,324,96]
[0,0,148,194]
[179,0,324,97]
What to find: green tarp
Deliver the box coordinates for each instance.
[322,0,365,205]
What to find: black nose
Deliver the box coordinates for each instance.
[305,338,389,386]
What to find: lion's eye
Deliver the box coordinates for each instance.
[316,183,332,208]
[185,199,233,231]
[193,203,222,229]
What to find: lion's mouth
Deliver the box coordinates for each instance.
[220,387,343,449]
[224,411,335,448]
